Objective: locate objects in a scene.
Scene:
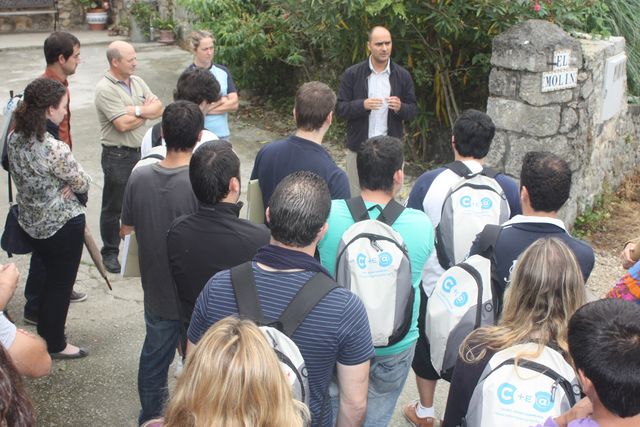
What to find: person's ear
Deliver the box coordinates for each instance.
[229,176,240,194]
[57,53,66,65]
[265,207,271,225]
[577,369,594,395]
[520,185,529,204]
[196,130,203,143]
[325,111,333,127]
[316,222,329,242]
[393,168,404,187]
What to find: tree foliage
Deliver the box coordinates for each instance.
[178,0,635,160]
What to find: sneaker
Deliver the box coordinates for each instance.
[23,312,38,326]
[403,401,438,427]
[70,290,87,303]
[102,256,121,274]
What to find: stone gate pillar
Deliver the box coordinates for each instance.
[486,19,636,225]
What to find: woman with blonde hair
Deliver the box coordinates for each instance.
[145,316,307,427]
[442,237,588,426]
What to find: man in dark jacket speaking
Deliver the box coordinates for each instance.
[336,25,418,196]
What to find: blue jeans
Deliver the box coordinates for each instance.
[137,308,180,426]
[100,146,139,258]
[330,342,416,427]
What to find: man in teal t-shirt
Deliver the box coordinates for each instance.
[319,135,433,427]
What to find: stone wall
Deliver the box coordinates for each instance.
[0,1,165,32]
[486,19,640,226]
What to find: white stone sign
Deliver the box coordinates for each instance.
[601,53,627,122]
[541,69,578,92]
[553,50,571,70]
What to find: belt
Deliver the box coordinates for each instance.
[102,144,141,153]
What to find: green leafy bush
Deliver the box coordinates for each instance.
[177,0,639,158]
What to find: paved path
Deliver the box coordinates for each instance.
[0,31,448,426]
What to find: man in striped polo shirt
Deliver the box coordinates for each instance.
[188,171,375,427]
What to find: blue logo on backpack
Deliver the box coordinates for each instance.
[442,276,457,292]
[379,252,393,267]
[533,391,554,413]
[454,292,468,307]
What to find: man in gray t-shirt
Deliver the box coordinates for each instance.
[120,101,201,425]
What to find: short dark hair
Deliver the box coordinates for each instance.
[44,31,79,65]
[162,101,204,152]
[189,140,237,204]
[357,136,403,192]
[452,109,495,159]
[268,171,331,248]
[520,151,571,212]
[294,82,336,131]
[568,299,640,418]
[174,68,221,105]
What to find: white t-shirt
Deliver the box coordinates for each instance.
[140,127,218,158]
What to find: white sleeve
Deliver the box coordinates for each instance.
[0,313,17,349]
[140,127,154,158]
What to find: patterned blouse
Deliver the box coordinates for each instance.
[8,132,91,239]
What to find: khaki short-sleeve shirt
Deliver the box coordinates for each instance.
[94,73,154,148]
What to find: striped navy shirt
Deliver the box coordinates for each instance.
[188,262,375,427]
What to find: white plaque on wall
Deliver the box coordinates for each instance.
[553,50,571,70]
[541,69,578,92]
[601,53,627,122]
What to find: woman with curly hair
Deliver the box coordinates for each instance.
[144,316,308,427]
[0,346,35,426]
[442,237,588,426]
[8,78,90,359]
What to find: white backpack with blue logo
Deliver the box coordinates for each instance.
[435,161,510,270]
[335,197,413,347]
[462,343,581,427]
[426,225,501,381]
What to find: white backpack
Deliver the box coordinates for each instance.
[335,197,413,347]
[231,261,339,405]
[463,343,581,427]
[1,91,22,172]
[426,225,501,381]
[435,161,510,270]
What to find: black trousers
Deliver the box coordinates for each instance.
[31,214,85,353]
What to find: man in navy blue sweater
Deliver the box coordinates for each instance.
[250,81,350,208]
[469,150,595,294]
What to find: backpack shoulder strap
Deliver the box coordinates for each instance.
[445,161,473,177]
[377,199,405,226]
[151,122,163,147]
[345,197,370,222]
[278,273,340,337]
[457,262,485,328]
[476,224,501,258]
[230,261,265,322]
[480,166,499,179]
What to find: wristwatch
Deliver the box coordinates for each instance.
[135,106,141,117]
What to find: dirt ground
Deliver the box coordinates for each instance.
[576,172,640,297]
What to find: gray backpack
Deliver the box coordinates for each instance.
[335,197,413,347]
[231,261,338,405]
[462,343,581,427]
[436,161,510,270]
[426,225,501,381]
